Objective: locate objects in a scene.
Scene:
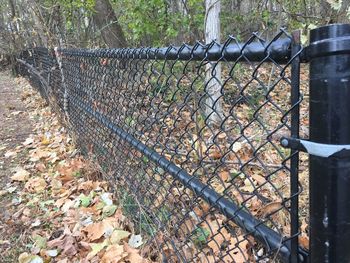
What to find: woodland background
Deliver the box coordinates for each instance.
[1,0,350,57]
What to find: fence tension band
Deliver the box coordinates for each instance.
[280,137,350,158]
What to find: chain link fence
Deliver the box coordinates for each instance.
[17,29,308,263]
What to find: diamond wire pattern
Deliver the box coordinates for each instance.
[17,30,304,263]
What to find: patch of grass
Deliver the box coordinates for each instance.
[119,191,157,236]
[192,227,210,249]
[72,170,82,178]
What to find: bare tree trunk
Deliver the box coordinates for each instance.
[93,0,127,48]
[8,0,19,51]
[204,0,223,126]
[27,4,47,46]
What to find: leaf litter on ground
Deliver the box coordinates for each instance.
[1,77,151,263]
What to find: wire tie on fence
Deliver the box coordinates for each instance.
[281,137,350,158]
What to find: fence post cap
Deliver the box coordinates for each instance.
[305,24,350,60]
[310,23,350,42]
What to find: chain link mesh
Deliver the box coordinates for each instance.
[17,30,308,263]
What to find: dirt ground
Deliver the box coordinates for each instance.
[0,71,34,262]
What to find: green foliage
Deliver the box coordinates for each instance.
[114,0,204,46]
[125,116,135,127]
[192,227,210,248]
[43,0,95,15]
[4,0,350,54]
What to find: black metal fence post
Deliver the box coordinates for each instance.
[307,24,350,262]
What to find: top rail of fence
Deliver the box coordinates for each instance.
[59,36,292,63]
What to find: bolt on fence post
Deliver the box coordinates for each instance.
[307,24,350,262]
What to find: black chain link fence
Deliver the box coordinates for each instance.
[17,29,308,263]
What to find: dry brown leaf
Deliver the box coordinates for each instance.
[212,182,225,194]
[29,149,50,162]
[25,177,47,192]
[219,171,229,181]
[70,158,85,170]
[57,159,84,182]
[180,219,196,234]
[61,199,75,213]
[222,236,249,263]
[11,168,30,182]
[124,243,148,263]
[35,162,46,172]
[209,150,222,160]
[217,132,226,139]
[47,234,78,257]
[201,202,211,214]
[101,244,127,263]
[61,174,75,184]
[259,202,283,218]
[300,219,308,233]
[103,217,121,229]
[78,180,96,192]
[22,208,31,216]
[248,198,263,215]
[251,173,266,185]
[82,220,114,242]
[299,235,309,249]
[113,208,126,223]
[55,197,67,208]
[51,178,63,190]
[206,218,231,255]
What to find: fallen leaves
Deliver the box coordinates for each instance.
[128,234,143,248]
[83,221,112,242]
[25,177,47,193]
[11,167,30,181]
[299,235,309,249]
[2,79,149,263]
[218,171,230,181]
[18,253,44,263]
[258,202,283,218]
[47,232,78,257]
[123,243,148,263]
[101,244,125,263]
[23,137,34,146]
[87,240,109,259]
[29,149,50,162]
[110,229,131,244]
[4,149,17,158]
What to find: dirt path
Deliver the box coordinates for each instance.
[0,71,33,180]
[0,71,34,261]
